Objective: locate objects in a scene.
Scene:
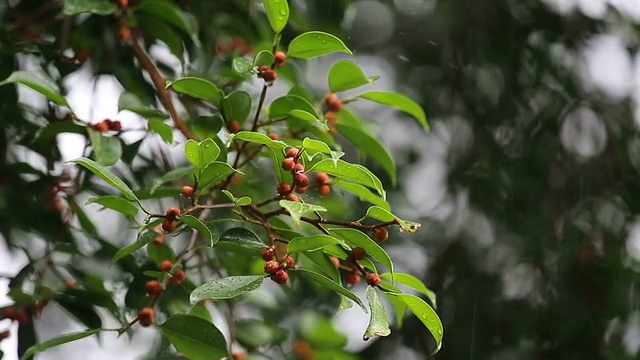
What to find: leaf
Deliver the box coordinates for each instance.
[71,158,139,202]
[189,302,212,322]
[190,275,265,303]
[32,122,86,144]
[221,190,252,206]
[335,123,396,185]
[253,50,274,66]
[232,57,254,76]
[229,131,287,150]
[0,71,68,106]
[330,228,394,279]
[147,243,176,266]
[179,215,216,246]
[222,90,252,125]
[87,128,122,166]
[136,0,198,41]
[279,200,327,225]
[288,235,343,253]
[269,95,318,119]
[357,91,428,131]
[361,206,421,233]
[385,293,443,354]
[219,228,266,249]
[328,60,377,92]
[302,137,344,161]
[289,109,319,124]
[184,139,220,169]
[19,329,101,360]
[291,269,366,313]
[62,0,117,15]
[148,119,174,144]
[303,251,341,283]
[287,31,352,59]
[111,231,158,265]
[237,319,289,347]
[263,0,289,33]
[380,273,436,308]
[334,181,390,211]
[166,77,222,106]
[379,285,408,328]
[86,195,138,216]
[118,92,167,118]
[363,286,391,340]
[309,159,385,198]
[151,166,195,193]
[139,13,185,62]
[198,162,238,191]
[158,315,229,360]
[69,199,98,236]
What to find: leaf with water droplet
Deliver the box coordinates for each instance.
[190,275,266,303]
[263,0,289,33]
[384,292,443,354]
[363,286,391,341]
[287,31,352,59]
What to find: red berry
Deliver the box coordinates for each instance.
[315,172,329,185]
[286,193,299,202]
[0,330,9,340]
[92,121,109,132]
[64,279,77,289]
[271,269,289,284]
[264,261,280,275]
[227,120,240,133]
[324,93,343,112]
[280,255,294,270]
[74,47,90,65]
[159,260,173,272]
[162,218,178,232]
[171,268,185,285]
[166,207,181,219]
[2,307,16,320]
[294,185,308,193]
[257,65,269,77]
[232,352,248,360]
[268,132,279,140]
[351,247,366,260]
[293,163,305,173]
[181,186,194,198]
[146,280,162,296]
[330,256,340,268]
[262,69,277,82]
[117,0,128,9]
[274,51,286,67]
[286,147,299,158]
[261,247,275,261]
[14,310,28,325]
[346,272,361,286]
[109,120,122,131]
[294,173,309,188]
[138,307,155,327]
[373,228,389,244]
[277,183,291,195]
[118,26,131,41]
[282,158,296,171]
[153,231,166,245]
[366,273,382,287]
[318,184,331,196]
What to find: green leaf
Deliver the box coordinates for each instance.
[111,231,158,265]
[19,329,101,360]
[237,319,289,347]
[221,190,252,206]
[167,77,222,106]
[309,159,385,198]
[33,122,86,144]
[330,228,394,279]
[198,162,238,191]
[184,139,220,169]
[189,302,212,322]
[385,293,443,354]
[363,286,391,340]
[147,242,176,266]
[378,283,408,328]
[148,119,174,144]
[86,195,138,216]
[361,206,421,233]
[303,251,341,283]
[219,228,266,250]
[72,158,139,202]
[289,109,320,124]
[380,273,436,308]
[158,315,229,360]
[232,57,254,76]
[269,95,318,119]
[328,60,378,92]
[87,128,122,166]
[190,275,265,303]
[136,0,198,43]
[151,166,195,194]
[253,50,274,66]
[291,269,366,313]
[263,0,289,33]
[229,131,287,150]
[302,137,344,161]
[279,200,327,225]
[62,0,117,15]
[70,199,98,236]
[118,92,168,118]
[335,123,396,185]
[0,71,68,106]
[222,90,252,125]
[287,31,352,59]
[288,235,343,253]
[180,215,216,246]
[357,91,428,131]
[334,181,390,211]
[139,13,185,62]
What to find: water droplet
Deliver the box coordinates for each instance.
[143,217,151,224]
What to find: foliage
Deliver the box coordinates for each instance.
[0,0,440,359]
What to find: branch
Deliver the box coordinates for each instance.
[129,37,196,140]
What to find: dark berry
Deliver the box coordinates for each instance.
[262,247,275,261]
[374,228,389,244]
[366,273,382,287]
[351,247,366,260]
[272,269,289,284]
[264,261,280,274]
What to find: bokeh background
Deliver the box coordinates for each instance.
[3,0,640,359]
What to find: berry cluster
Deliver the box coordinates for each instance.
[323,93,344,113]
[262,247,293,284]
[159,260,185,286]
[162,207,181,232]
[92,119,122,133]
[257,66,277,83]
[278,147,333,201]
[332,247,382,287]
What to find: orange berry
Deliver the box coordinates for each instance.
[274,51,286,67]
[315,172,329,185]
[232,352,247,360]
[276,182,291,195]
[118,26,131,41]
[262,69,277,82]
[138,307,155,327]
[166,207,181,219]
[351,247,366,260]
[257,65,269,77]
[146,280,161,296]
[286,147,299,158]
[162,218,178,232]
[366,273,381,287]
[373,228,389,244]
[171,268,185,286]
[318,184,331,196]
[227,120,240,133]
[92,121,109,132]
[324,93,343,112]
[293,163,305,173]
[294,173,309,188]
[293,340,314,360]
[286,193,299,202]
[268,132,279,140]
[294,185,308,193]
[282,157,296,171]
[181,186,194,198]
[159,260,173,272]
[330,256,340,268]
[346,272,361,286]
